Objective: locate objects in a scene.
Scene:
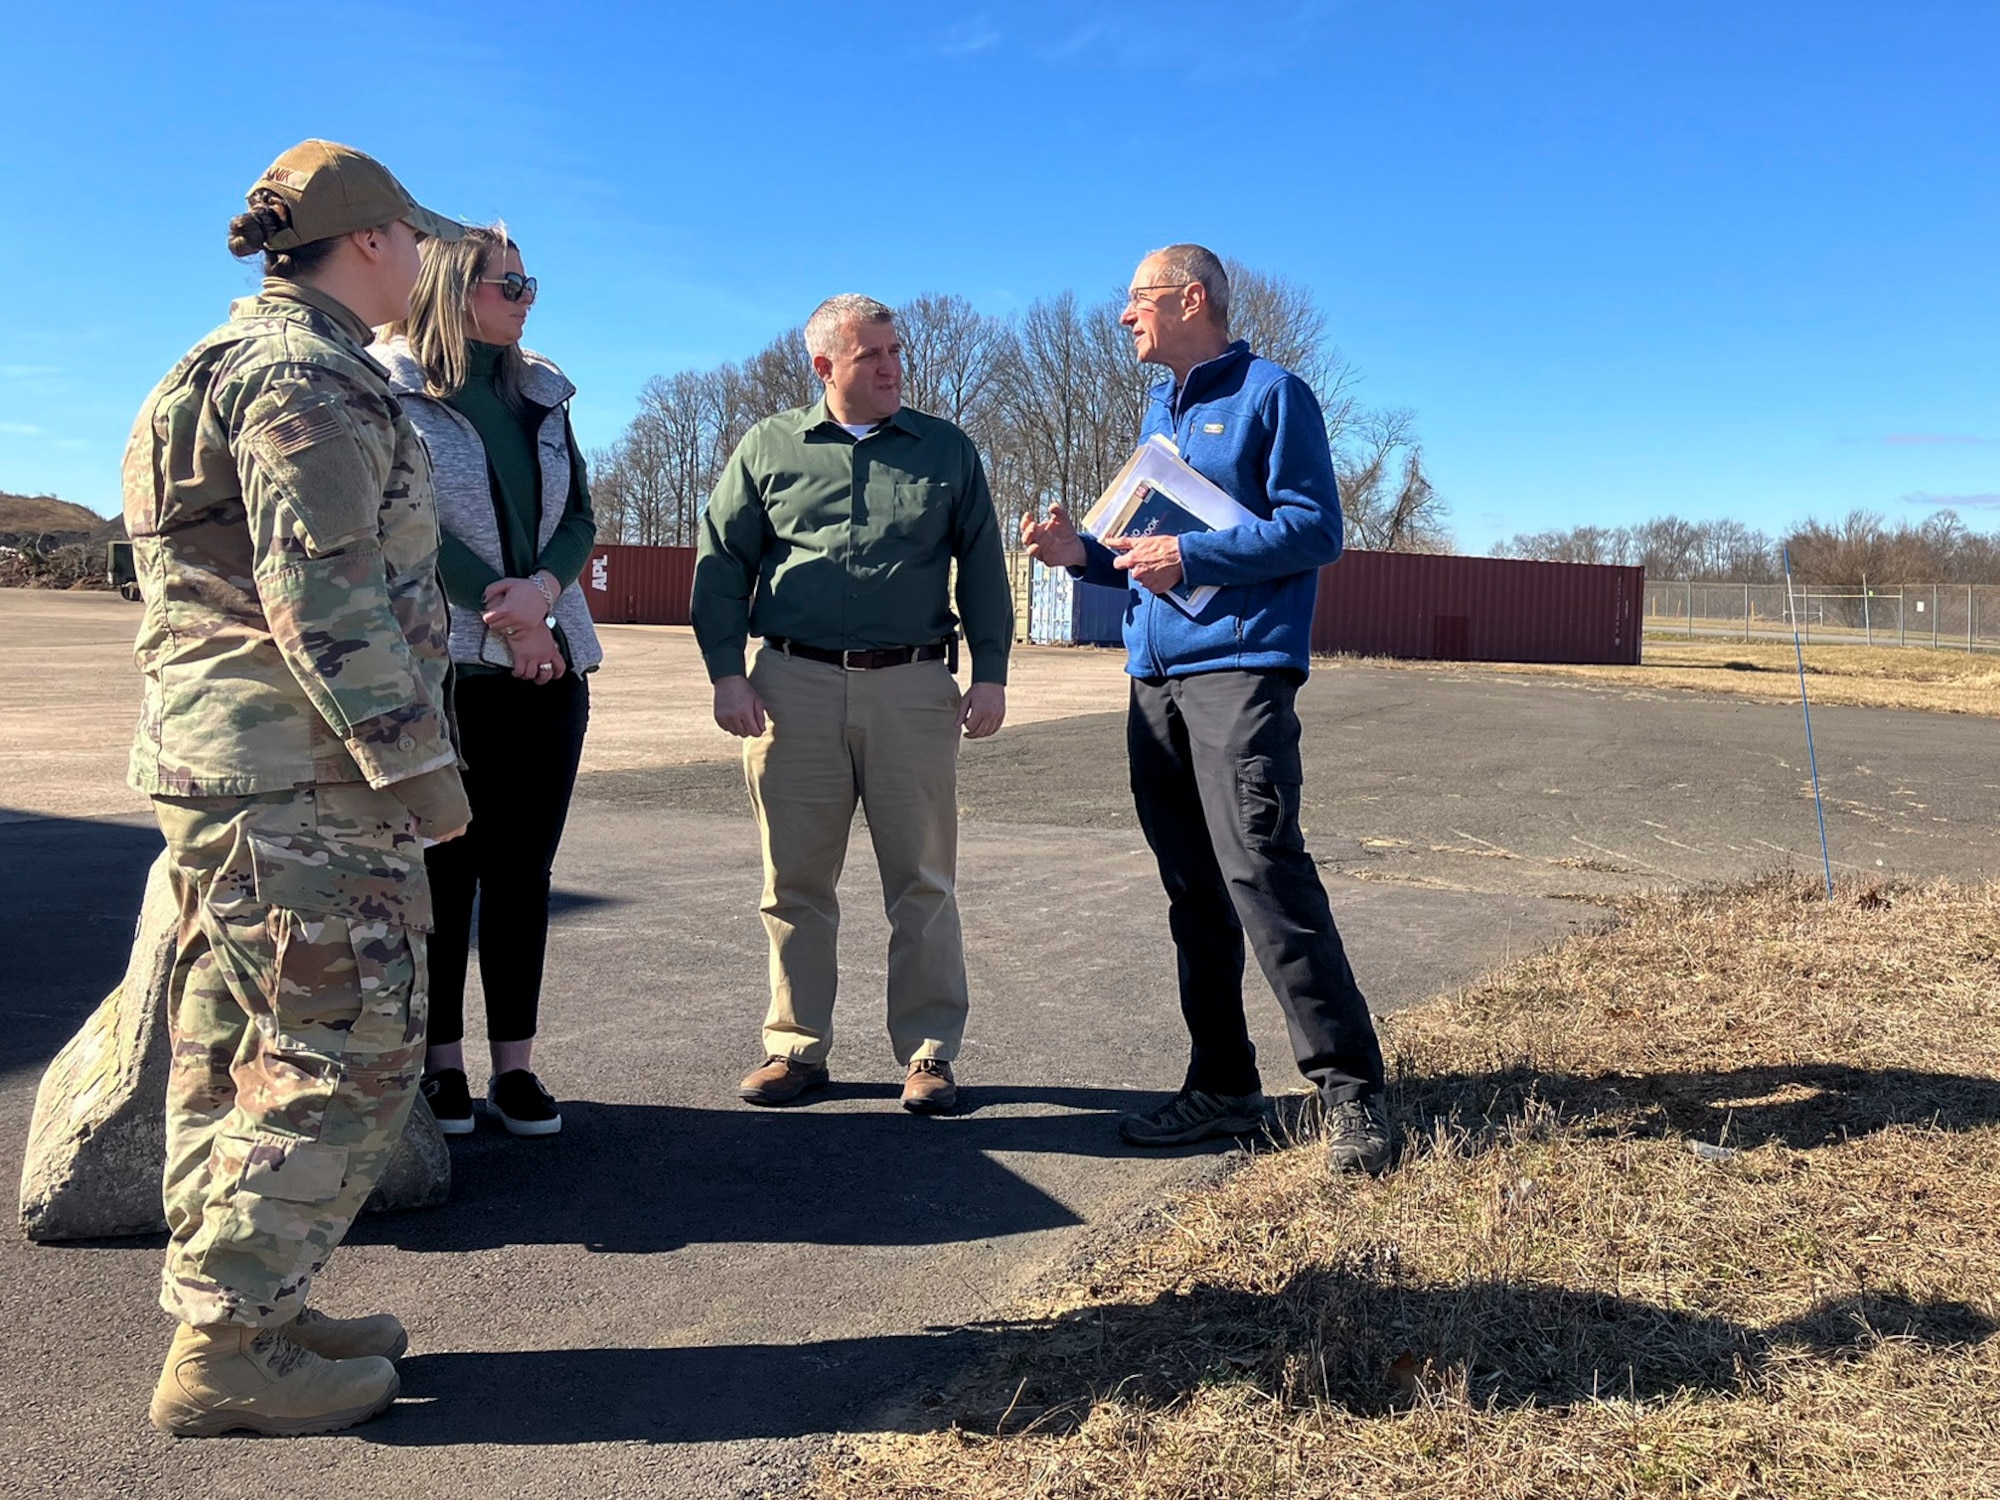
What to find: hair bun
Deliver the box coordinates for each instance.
[228,191,297,259]
[226,210,271,256]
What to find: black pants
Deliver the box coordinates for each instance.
[426,671,590,1048]
[1128,669,1384,1102]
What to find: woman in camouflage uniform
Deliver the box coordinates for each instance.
[123,140,469,1437]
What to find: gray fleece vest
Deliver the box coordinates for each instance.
[370,336,604,673]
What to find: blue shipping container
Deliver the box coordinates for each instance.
[1028,560,1126,646]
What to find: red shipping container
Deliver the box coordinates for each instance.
[582,544,697,626]
[1311,551,1642,665]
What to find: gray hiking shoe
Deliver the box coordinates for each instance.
[1324,1092,1395,1176]
[1119,1087,1270,1147]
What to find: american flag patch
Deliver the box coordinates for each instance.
[262,405,345,456]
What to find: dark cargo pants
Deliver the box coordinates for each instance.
[1128,668,1384,1102]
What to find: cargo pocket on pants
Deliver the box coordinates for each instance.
[1237,754,1305,854]
[232,1132,352,1203]
[249,827,426,1064]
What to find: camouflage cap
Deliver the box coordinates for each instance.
[249,140,464,251]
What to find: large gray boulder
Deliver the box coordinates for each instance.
[18,851,449,1242]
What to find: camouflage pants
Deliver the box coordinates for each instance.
[152,784,432,1328]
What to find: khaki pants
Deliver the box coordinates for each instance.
[154,785,428,1327]
[744,648,968,1066]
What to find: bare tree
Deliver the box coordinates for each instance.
[591,262,1451,557]
[898,293,1009,431]
[739,326,817,421]
[1083,294,1158,495]
[1494,525,1634,566]
[1333,408,1450,552]
[1784,509,1889,587]
[1225,259,1360,446]
[994,291,1093,529]
[588,441,633,543]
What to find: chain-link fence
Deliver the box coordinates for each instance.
[1643,580,2000,652]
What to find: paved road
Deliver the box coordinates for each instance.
[5,663,1996,1498]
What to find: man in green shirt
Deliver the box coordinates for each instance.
[693,294,1012,1114]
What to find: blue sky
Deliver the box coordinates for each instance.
[3,1,1994,554]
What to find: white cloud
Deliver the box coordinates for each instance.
[933,17,1002,56]
[1901,491,2000,509]
[0,422,47,437]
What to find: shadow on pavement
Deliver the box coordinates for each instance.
[373,1327,995,1446]
[350,1086,1209,1256]
[0,809,160,1077]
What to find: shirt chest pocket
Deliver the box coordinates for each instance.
[871,480,951,553]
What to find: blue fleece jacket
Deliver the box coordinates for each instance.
[1076,340,1342,679]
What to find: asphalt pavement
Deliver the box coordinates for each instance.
[5,663,1996,1498]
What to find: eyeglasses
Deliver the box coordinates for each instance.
[1124,282,1191,309]
[480,272,538,303]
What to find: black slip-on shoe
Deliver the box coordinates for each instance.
[486,1070,562,1136]
[420,1068,475,1136]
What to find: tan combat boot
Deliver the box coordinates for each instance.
[284,1306,410,1361]
[149,1322,400,1437]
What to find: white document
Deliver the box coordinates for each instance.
[1082,435,1259,618]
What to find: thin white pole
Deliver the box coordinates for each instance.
[1785,548,1835,898]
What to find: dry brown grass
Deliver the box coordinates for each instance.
[1324,637,2000,717]
[817,878,2000,1499]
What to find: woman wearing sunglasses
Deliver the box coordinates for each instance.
[372,224,601,1139]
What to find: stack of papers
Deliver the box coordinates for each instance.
[1082,436,1257,618]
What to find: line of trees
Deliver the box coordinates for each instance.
[588,263,1449,554]
[1493,508,2000,586]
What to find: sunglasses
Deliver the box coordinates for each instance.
[479,272,538,303]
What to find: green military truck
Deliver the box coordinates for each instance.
[106,539,141,602]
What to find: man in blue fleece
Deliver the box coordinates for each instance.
[1021,244,1391,1175]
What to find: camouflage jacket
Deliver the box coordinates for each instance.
[122,280,462,814]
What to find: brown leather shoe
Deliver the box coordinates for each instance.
[738,1055,830,1106]
[901,1058,959,1114]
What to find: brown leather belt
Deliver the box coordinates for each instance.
[765,637,954,671]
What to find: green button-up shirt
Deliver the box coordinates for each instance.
[692,398,1013,684]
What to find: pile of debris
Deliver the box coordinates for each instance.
[0,532,109,590]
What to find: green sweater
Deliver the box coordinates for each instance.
[437,341,597,671]
[693,398,1013,684]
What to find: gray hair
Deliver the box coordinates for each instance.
[1146,243,1230,324]
[803,293,896,359]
